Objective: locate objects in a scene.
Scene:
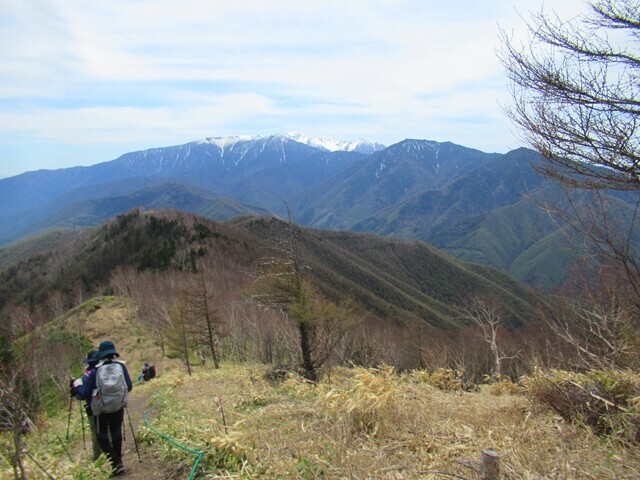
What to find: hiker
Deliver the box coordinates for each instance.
[137,363,147,382]
[145,363,156,381]
[79,340,133,477]
[139,362,156,382]
[70,349,101,461]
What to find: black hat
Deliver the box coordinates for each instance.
[82,349,99,365]
[97,340,119,360]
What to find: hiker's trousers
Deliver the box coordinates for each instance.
[96,408,125,466]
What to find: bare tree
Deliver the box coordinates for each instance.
[500,0,640,311]
[550,303,639,370]
[44,290,66,319]
[540,190,640,306]
[165,300,196,376]
[183,270,226,369]
[458,297,519,381]
[0,314,42,480]
[549,263,640,369]
[111,267,185,357]
[500,0,640,191]
[222,299,300,364]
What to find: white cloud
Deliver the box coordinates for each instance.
[0,93,275,144]
[0,0,587,176]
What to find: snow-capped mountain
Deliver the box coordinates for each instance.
[0,133,377,230]
[197,132,385,155]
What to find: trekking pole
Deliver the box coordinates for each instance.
[56,434,73,461]
[125,407,142,463]
[24,450,55,480]
[66,394,73,440]
[79,401,86,450]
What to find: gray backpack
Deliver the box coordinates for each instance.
[91,361,128,415]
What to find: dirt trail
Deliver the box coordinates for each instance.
[117,388,188,480]
[71,387,186,480]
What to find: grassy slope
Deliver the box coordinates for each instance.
[49,296,164,369]
[14,299,639,479]
[26,363,640,479]
[145,365,639,479]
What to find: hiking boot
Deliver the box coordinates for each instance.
[111,463,125,477]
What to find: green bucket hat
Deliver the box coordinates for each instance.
[97,340,120,360]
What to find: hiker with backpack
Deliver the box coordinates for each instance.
[143,363,156,381]
[137,362,156,382]
[79,340,133,477]
[70,349,101,461]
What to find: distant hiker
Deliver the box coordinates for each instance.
[137,363,147,382]
[80,340,132,477]
[139,362,156,382]
[70,349,101,461]
[147,363,156,380]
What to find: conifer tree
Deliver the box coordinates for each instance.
[250,215,355,381]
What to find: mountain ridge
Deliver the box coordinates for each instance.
[2,133,631,290]
[0,209,545,330]
[0,133,377,219]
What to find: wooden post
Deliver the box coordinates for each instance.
[480,449,500,480]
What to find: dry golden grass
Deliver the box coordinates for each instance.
[136,363,640,479]
[53,296,169,374]
[33,299,640,478]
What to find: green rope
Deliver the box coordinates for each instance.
[143,413,204,480]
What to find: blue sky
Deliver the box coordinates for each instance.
[0,0,585,179]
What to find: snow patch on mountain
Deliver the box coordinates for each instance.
[196,133,384,154]
[197,135,259,150]
[277,132,342,151]
[279,132,385,153]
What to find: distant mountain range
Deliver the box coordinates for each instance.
[0,132,632,289]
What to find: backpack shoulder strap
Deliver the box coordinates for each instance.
[94,364,101,389]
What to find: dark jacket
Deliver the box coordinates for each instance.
[74,365,97,412]
[79,359,133,405]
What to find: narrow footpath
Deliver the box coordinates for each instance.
[73,389,188,480]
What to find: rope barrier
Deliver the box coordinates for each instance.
[143,413,204,480]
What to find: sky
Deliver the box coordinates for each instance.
[0,0,586,179]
